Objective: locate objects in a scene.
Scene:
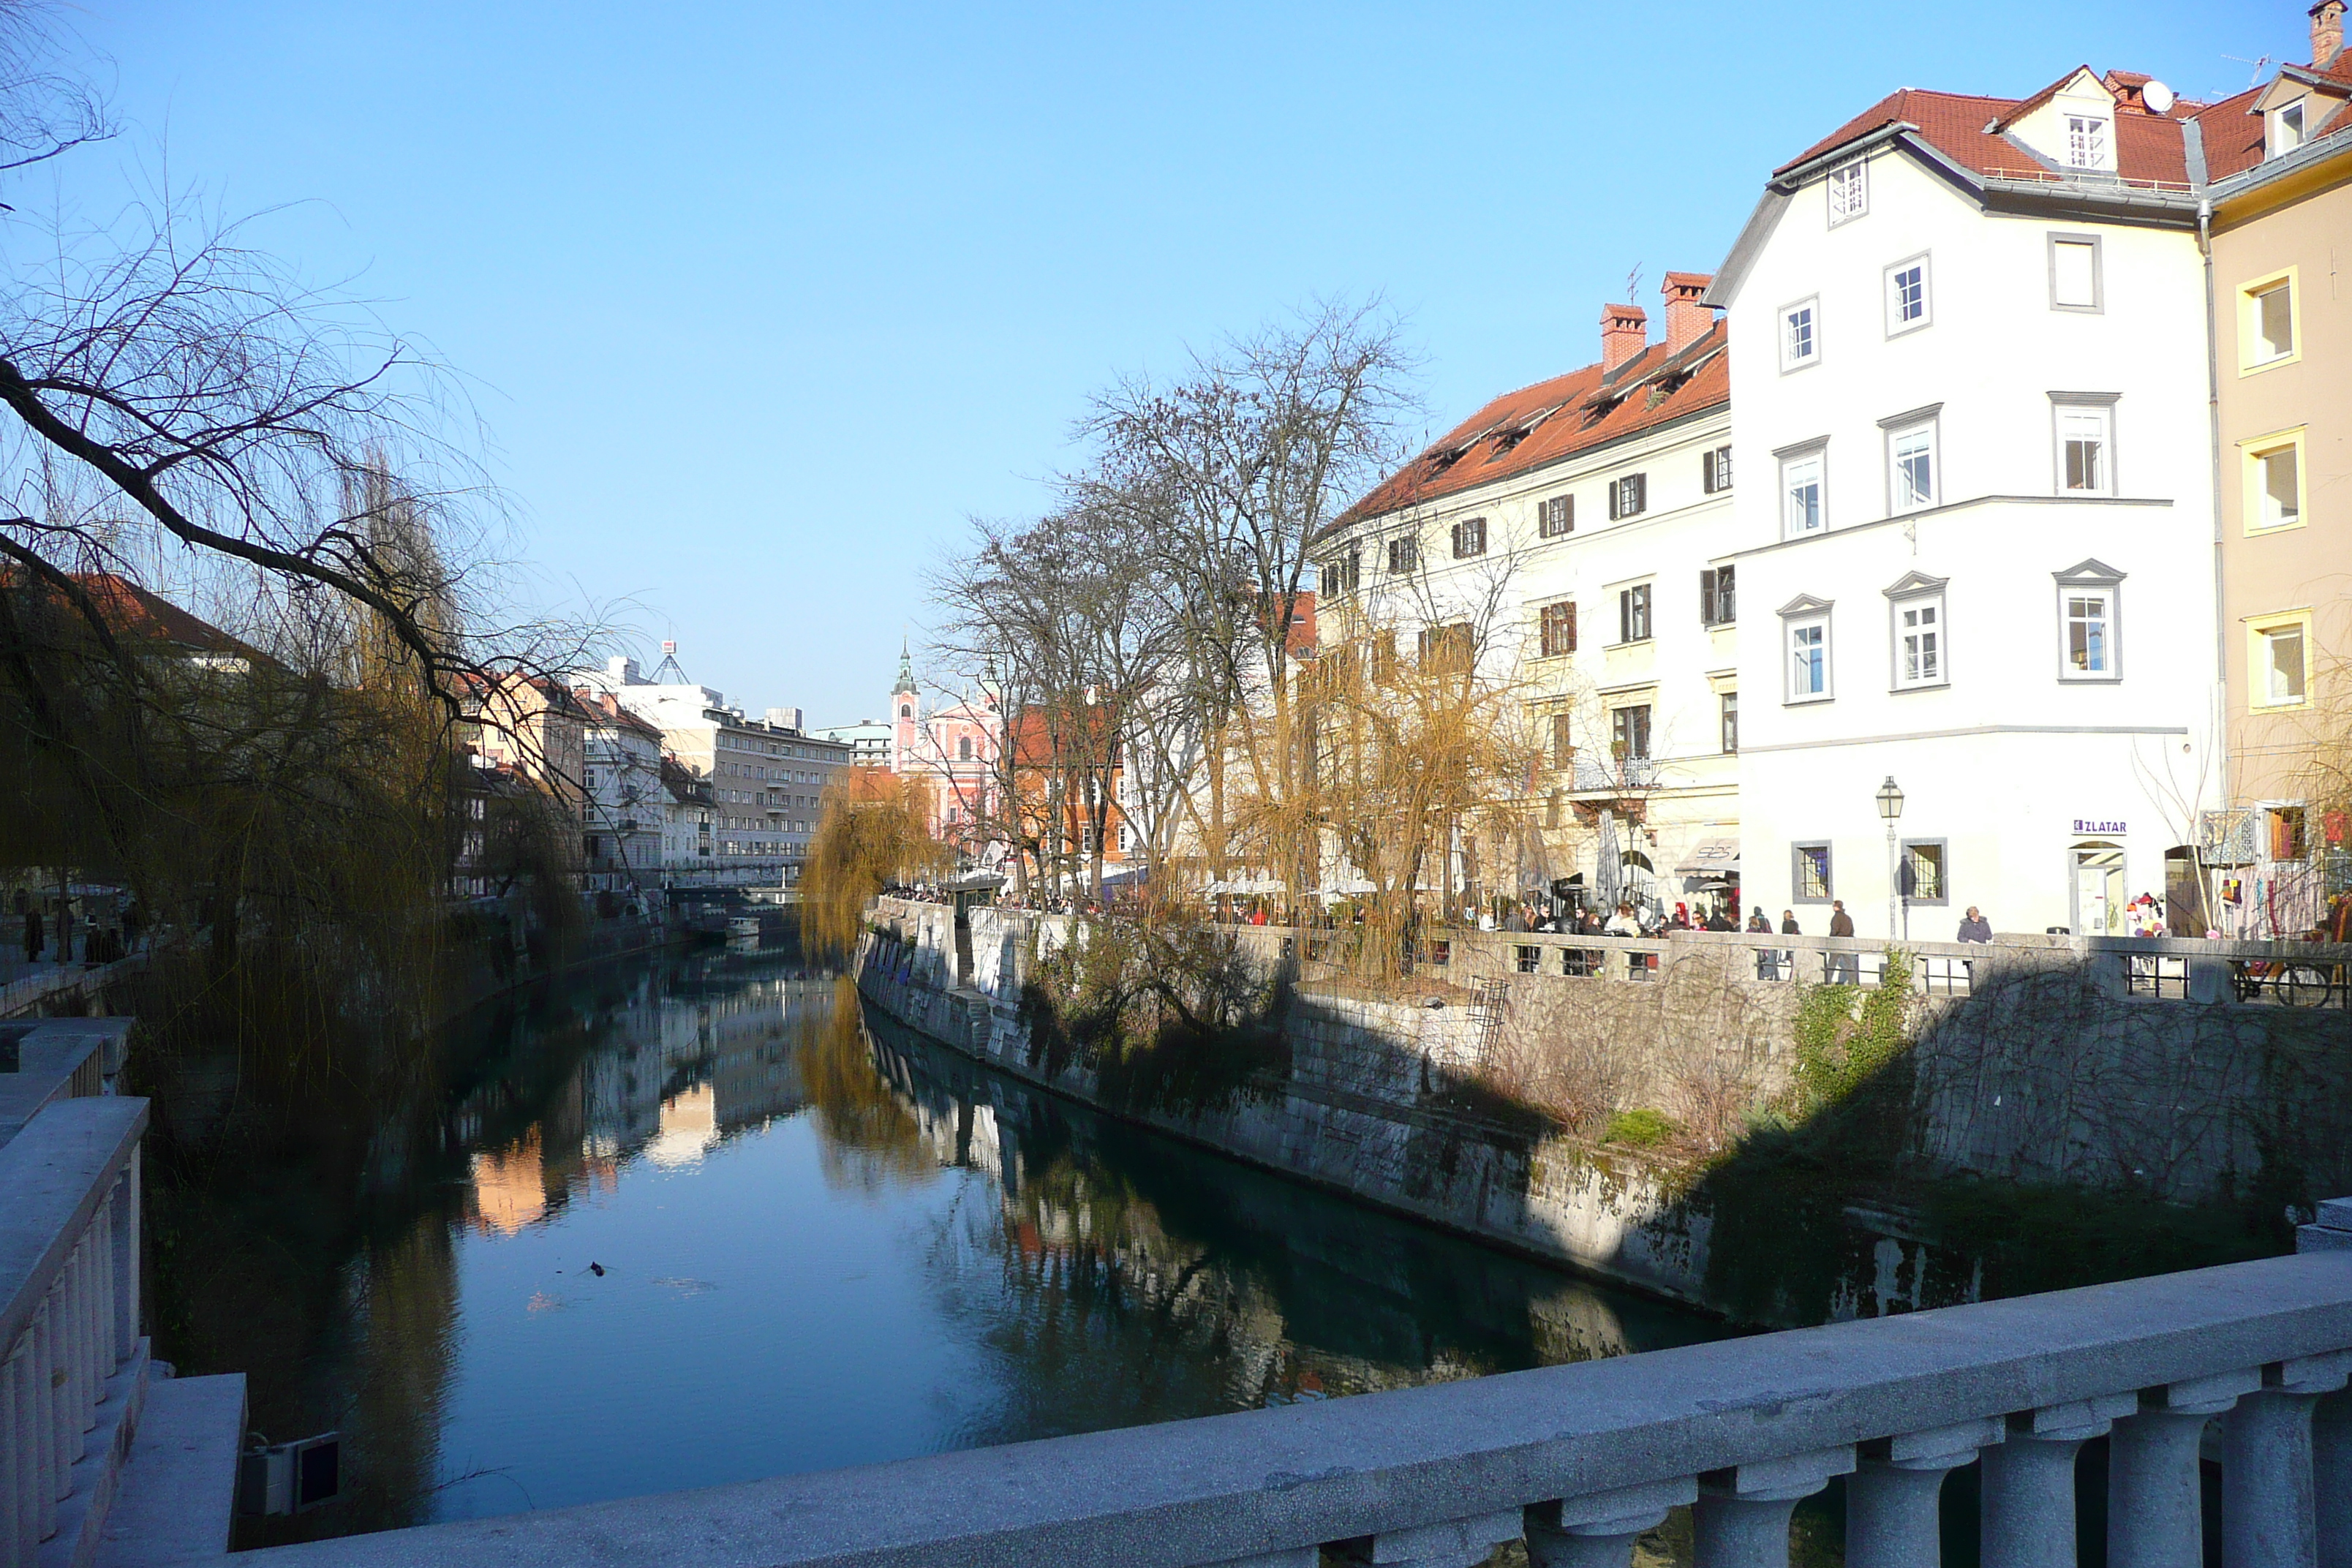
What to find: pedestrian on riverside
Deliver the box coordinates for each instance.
[1956,906,1992,943]
[19,898,39,965]
[1746,907,1771,933]
[1828,900,1858,984]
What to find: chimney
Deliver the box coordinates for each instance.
[2316,0,2345,67]
[1600,303,1648,372]
[1662,273,1716,355]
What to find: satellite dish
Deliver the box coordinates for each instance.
[2144,80,2176,114]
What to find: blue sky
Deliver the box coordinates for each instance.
[61,1,2296,723]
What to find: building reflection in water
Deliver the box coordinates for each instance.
[207,949,1722,1550]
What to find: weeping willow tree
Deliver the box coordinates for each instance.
[802,769,951,960]
[0,7,591,1090]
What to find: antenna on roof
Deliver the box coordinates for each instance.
[651,641,689,684]
[1625,264,1644,302]
[2222,53,2274,87]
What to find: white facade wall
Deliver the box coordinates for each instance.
[582,717,665,894]
[1719,145,2220,938]
[1319,399,1741,916]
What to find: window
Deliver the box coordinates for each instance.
[2269,805,2307,862]
[1702,445,1733,493]
[957,736,973,761]
[1885,256,1930,335]
[1539,600,1578,657]
[1318,549,1361,597]
[1781,297,1820,370]
[1550,712,1575,770]
[1451,516,1488,559]
[1417,620,1472,672]
[1793,843,1833,902]
[2242,273,2299,369]
[1892,592,1945,690]
[1537,494,1575,538]
[2051,397,2117,495]
[1886,418,1937,512]
[2065,114,2108,169]
[2053,561,2125,682]
[1782,597,1833,702]
[1781,448,1826,537]
[1607,473,1647,519]
[1610,704,1651,761]
[1828,160,1867,225]
[1618,583,1652,644]
[1700,566,1735,626]
[2252,617,2311,709]
[2274,99,2308,158]
[1387,535,1418,575]
[2244,432,2304,532]
[1900,840,1948,904]
[2050,234,2101,312]
[1719,691,1738,754]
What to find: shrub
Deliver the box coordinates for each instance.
[1604,1107,1678,1147]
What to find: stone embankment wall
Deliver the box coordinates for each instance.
[859,900,2352,1319]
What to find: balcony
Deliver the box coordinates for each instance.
[1570,755,1660,794]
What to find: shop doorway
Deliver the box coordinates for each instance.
[2071,842,2125,935]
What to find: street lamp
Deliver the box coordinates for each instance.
[1876,776,1905,941]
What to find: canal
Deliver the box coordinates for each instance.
[156,944,1839,1558]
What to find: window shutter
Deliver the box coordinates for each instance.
[1567,601,1578,652]
[1607,483,1621,521]
[1563,494,1575,532]
[1634,473,1648,513]
[1701,569,1715,624]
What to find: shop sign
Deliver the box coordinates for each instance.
[2072,818,2126,835]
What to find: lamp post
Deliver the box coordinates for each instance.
[1876,776,1906,941]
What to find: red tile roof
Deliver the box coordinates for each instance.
[1335,323,1728,531]
[1774,75,2201,190]
[0,570,270,663]
[2195,85,2272,181]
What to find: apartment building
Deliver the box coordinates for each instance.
[1708,62,2243,938]
[578,693,667,898]
[2203,7,2352,935]
[1315,278,1738,919]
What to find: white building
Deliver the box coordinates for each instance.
[1315,276,1741,919]
[577,692,666,901]
[1708,69,2228,938]
[574,653,853,886]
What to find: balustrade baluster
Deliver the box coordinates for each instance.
[1694,1447,1853,1568]
[1847,1417,2003,1568]
[2,1341,26,1567]
[1526,1477,1695,1567]
[2306,1387,2351,1568]
[1981,1394,2136,1568]
[28,1299,55,1541]
[1349,1507,1523,1567]
[89,1206,114,1390]
[2110,1370,2257,1568]
[2221,1350,2352,1567]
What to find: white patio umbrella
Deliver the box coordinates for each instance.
[1593,812,1623,911]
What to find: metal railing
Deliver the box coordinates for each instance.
[235,1211,2352,1567]
[0,1095,147,1567]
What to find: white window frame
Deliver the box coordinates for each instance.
[2053,559,2125,684]
[2048,233,2103,313]
[2065,113,2110,170]
[2239,268,2300,372]
[2273,99,2308,158]
[1792,841,1833,904]
[1878,404,1941,515]
[2050,393,2119,497]
[1778,440,1828,538]
[1781,595,1834,704]
[1885,573,1950,693]
[1827,159,1868,225]
[1779,295,1820,372]
[2241,428,2307,534]
[2248,611,2313,711]
[1884,253,1931,336]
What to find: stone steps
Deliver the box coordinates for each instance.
[93,1371,245,1568]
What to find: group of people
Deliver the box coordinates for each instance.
[12,888,142,970]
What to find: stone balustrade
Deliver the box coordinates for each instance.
[0,1093,146,1567]
[235,1211,2352,1568]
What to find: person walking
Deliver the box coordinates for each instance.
[1828,899,1858,984]
[1956,906,1992,943]
[19,900,39,965]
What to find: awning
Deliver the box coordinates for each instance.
[1676,837,1741,875]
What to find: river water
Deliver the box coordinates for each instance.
[178,945,1779,1553]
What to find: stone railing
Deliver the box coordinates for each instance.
[238,1215,2352,1567]
[0,1090,147,1567]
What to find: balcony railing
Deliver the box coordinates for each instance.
[1569,755,1659,793]
[231,1215,2352,1567]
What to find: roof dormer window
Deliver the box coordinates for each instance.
[2272,100,2307,159]
[1827,160,1867,226]
[2065,114,2109,169]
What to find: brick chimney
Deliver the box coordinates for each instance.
[1600,304,1648,372]
[2316,0,2345,67]
[1662,273,1716,355]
